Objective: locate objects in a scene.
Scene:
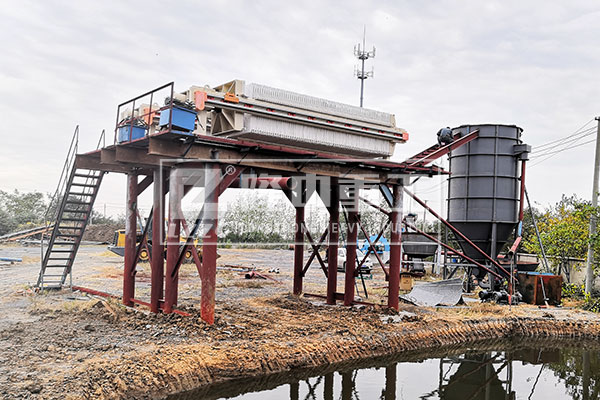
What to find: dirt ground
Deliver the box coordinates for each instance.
[1,244,600,399]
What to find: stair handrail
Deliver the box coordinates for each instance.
[40,126,79,266]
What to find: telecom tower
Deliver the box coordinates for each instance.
[354,26,376,108]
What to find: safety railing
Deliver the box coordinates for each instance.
[114,82,175,145]
[40,126,79,259]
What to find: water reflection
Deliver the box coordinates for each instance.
[174,344,600,400]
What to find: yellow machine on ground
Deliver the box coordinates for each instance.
[108,229,203,263]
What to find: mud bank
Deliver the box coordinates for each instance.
[58,301,600,400]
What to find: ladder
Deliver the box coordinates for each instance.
[36,127,105,289]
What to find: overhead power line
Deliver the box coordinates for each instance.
[531,129,596,158]
[529,138,596,167]
[532,118,595,151]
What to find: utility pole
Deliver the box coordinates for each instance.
[585,116,600,294]
[354,26,375,108]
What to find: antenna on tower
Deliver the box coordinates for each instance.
[354,25,375,108]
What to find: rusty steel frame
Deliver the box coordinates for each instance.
[70,116,480,323]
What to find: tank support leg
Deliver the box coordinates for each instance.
[123,173,138,306]
[164,168,182,313]
[388,184,403,310]
[201,162,220,324]
[326,179,339,304]
[344,186,358,306]
[293,205,305,295]
[150,168,165,313]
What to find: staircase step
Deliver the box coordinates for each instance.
[41,274,67,278]
[48,257,72,261]
[65,200,92,206]
[50,249,75,253]
[58,226,83,230]
[71,182,99,187]
[61,218,86,222]
[40,284,63,288]
[53,241,75,245]
[44,265,69,268]
[55,233,81,238]
[63,210,89,215]
[74,173,100,179]
[67,192,94,197]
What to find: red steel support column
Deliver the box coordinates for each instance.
[388,184,403,310]
[123,173,138,306]
[201,162,220,324]
[293,205,305,295]
[326,179,339,304]
[150,168,165,313]
[164,168,182,313]
[344,188,358,306]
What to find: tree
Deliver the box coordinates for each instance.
[522,195,600,273]
[220,193,295,245]
[0,189,49,234]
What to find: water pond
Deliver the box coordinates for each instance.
[172,340,600,400]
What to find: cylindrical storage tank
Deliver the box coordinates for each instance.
[447,124,524,266]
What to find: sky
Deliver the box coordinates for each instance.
[1,0,600,219]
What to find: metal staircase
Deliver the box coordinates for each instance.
[36,127,105,289]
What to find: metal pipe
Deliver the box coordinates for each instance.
[293,205,305,295]
[201,162,220,324]
[151,168,165,313]
[524,188,551,273]
[359,195,390,216]
[228,176,297,190]
[123,173,137,306]
[403,188,511,277]
[388,185,402,310]
[327,179,340,304]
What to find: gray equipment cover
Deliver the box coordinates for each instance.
[400,278,464,307]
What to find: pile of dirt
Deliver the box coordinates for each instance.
[3,290,600,400]
[83,224,120,243]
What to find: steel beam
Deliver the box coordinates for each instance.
[388,185,403,310]
[147,137,403,182]
[123,173,138,306]
[201,162,220,324]
[327,179,339,305]
[150,168,165,313]
[344,189,359,306]
[293,205,305,295]
[164,168,182,313]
